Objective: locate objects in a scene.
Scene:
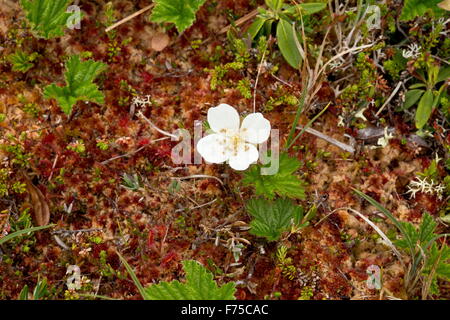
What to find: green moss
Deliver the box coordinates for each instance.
[383,49,407,81]
[299,286,314,300]
[265,93,298,111]
[67,140,86,154]
[236,78,252,99]
[1,143,30,168]
[276,246,297,281]
[89,236,103,244]
[206,61,244,90]
[96,140,109,151]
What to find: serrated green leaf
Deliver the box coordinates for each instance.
[394,213,437,252]
[415,90,434,129]
[144,260,236,300]
[423,242,450,281]
[243,153,306,199]
[20,0,73,39]
[400,0,446,21]
[403,89,424,110]
[276,19,302,69]
[44,55,107,115]
[246,198,303,241]
[418,213,438,246]
[150,0,207,34]
[394,221,419,250]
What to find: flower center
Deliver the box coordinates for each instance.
[219,129,246,157]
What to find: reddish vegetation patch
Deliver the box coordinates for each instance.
[0,0,448,300]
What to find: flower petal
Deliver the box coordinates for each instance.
[196,134,230,163]
[228,143,259,171]
[240,113,271,144]
[208,104,240,134]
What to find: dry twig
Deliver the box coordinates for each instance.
[105,4,155,33]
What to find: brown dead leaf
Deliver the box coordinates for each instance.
[22,172,50,226]
[151,32,170,52]
[438,0,450,10]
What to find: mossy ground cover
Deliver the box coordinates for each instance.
[0,0,449,300]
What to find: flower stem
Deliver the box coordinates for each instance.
[285,82,308,150]
[285,102,330,151]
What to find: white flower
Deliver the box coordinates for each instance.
[197,104,271,171]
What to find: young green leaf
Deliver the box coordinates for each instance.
[243,153,306,200]
[353,189,450,296]
[44,55,107,115]
[116,251,147,299]
[19,285,29,300]
[32,278,48,300]
[409,83,427,89]
[284,3,327,15]
[150,0,207,34]
[353,189,414,251]
[436,66,450,83]
[265,0,284,11]
[400,0,446,21]
[442,214,450,224]
[246,198,304,241]
[7,50,38,73]
[415,90,434,129]
[20,0,73,39]
[144,260,236,300]
[423,242,450,281]
[0,224,55,246]
[403,89,424,110]
[276,19,302,69]
[247,16,268,39]
[263,19,275,36]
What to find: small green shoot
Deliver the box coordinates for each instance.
[353,189,450,297]
[7,50,38,73]
[150,0,207,33]
[44,55,107,115]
